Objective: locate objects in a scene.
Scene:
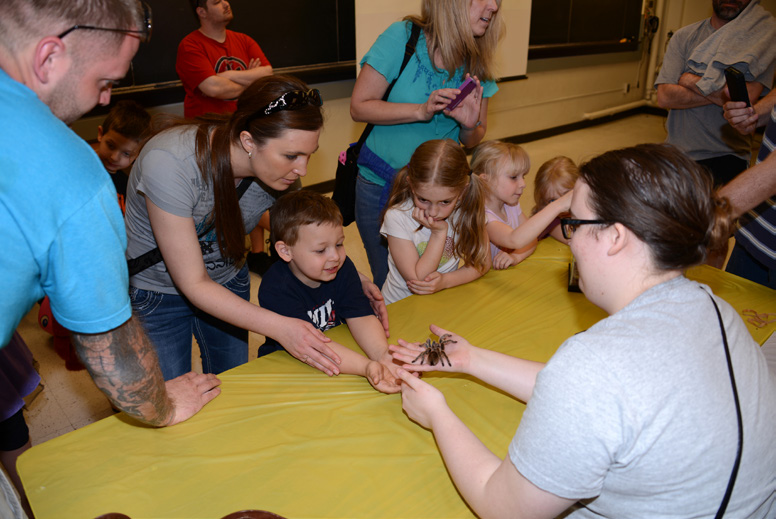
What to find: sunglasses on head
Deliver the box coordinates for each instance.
[58,1,152,43]
[244,89,323,128]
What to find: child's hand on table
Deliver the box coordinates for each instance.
[365,360,401,394]
[492,251,518,270]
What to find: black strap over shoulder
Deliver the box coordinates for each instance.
[127,177,254,277]
[355,22,421,149]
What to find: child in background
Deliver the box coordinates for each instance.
[41,101,152,371]
[91,100,151,214]
[532,156,580,244]
[473,142,573,270]
[258,190,400,394]
[380,139,490,304]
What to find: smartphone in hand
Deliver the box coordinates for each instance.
[448,77,476,110]
[725,66,751,107]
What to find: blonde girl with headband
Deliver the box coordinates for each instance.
[532,156,580,244]
[473,141,573,269]
[380,139,491,304]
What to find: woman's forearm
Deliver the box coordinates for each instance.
[180,275,285,339]
[467,347,544,403]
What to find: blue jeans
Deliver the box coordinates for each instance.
[725,242,776,290]
[355,174,389,288]
[130,266,251,380]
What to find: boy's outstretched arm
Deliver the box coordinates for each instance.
[397,370,574,519]
[347,315,390,362]
[325,340,399,394]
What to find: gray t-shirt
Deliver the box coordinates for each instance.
[509,276,776,518]
[655,19,775,161]
[125,126,275,294]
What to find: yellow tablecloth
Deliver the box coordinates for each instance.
[18,241,776,519]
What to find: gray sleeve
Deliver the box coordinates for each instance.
[655,29,689,87]
[135,147,200,218]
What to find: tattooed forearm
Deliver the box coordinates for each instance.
[71,316,174,426]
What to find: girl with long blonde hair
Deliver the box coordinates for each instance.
[380,139,491,304]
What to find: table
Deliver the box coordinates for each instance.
[18,240,776,518]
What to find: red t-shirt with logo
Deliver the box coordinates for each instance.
[176,29,270,118]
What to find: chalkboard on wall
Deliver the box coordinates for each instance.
[107,0,355,111]
[529,0,643,59]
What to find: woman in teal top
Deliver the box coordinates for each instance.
[350,0,502,288]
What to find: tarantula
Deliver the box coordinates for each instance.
[412,334,456,367]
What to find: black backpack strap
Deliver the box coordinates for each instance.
[127,177,254,277]
[355,22,421,149]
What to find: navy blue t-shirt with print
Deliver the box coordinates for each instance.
[257,256,372,356]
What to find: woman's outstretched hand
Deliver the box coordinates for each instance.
[389,324,473,374]
[277,317,341,376]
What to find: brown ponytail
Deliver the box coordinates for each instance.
[579,143,735,270]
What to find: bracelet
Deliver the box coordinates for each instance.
[461,120,482,131]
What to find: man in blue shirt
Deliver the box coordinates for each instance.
[0,0,220,429]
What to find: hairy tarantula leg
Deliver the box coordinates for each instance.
[440,351,452,367]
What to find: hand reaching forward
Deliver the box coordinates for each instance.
[389,324,473,374]
[164,372,221,426]
[277,317,341,376]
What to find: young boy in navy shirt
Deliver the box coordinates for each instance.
[258,191,400,394]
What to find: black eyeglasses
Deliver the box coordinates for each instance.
[560,218,609,240]
[57,2,152,43]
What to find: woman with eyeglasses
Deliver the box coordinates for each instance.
[390,144,776,518]
[125,75,387,380]
[350,0,502,289]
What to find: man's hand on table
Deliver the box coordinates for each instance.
[164,372,221,426]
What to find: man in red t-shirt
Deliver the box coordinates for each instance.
[176,0,273,118]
